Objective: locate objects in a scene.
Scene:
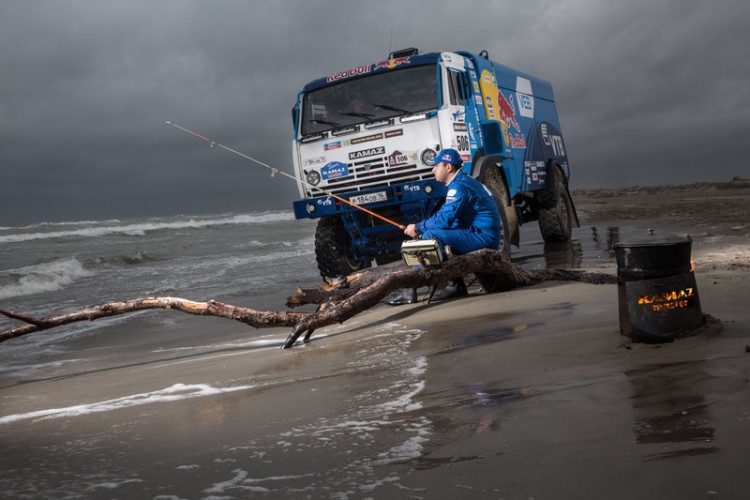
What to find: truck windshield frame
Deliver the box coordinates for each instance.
[300,64,439,137]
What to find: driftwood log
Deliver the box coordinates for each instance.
[0,249,616,349]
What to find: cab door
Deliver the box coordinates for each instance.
[437,53,483,169]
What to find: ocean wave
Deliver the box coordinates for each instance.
[22,218,123,229]
[0,211,295,243]
[0,382,257,425]
[91,251,157,266]
[0,257,94,299]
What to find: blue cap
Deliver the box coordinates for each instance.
[428,148,463,167]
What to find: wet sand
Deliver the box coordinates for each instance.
[1,179,749,499]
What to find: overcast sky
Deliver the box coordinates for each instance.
[2,0,748,224]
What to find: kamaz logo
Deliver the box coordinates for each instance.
[349,147,385,160]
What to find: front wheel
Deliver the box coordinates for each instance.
[315,216,370,279]
[537,163,574,243]
[477,164,511,256]
[476,164,513,293]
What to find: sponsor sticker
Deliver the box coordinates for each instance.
[515,77,534,118]
[324,141,342,151]
[349,146,385,160]
[509,133,527,149]
[321,161,349,180]
[374,57,411,70]
[350,133,384,145]
[388,150,411,167]
[384,129,404,138]
[327,65,372,83]
[452,122,468,132]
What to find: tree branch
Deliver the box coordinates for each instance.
[1,249,616,349]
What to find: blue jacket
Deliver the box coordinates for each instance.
[416,171,500,237]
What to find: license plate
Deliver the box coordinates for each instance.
[349,190,388,205]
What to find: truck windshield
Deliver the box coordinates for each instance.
[300,64,438,137]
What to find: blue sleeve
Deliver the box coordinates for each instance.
[416,184,472,233]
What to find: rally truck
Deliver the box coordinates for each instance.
[291,48,579,278]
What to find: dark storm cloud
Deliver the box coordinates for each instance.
[1,0,749,224]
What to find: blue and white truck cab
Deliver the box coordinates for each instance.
[291,48,578,278]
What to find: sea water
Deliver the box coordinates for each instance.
[0,212,626,498]
[0,212,319,374]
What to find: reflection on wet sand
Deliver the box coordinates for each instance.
[541,241,583,269]
[627,361,719,461]
[514,225,629,271]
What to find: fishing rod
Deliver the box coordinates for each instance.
[164,121,406,231]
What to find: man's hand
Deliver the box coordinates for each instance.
[404,224,419,238]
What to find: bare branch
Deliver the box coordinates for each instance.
[1,249,616,349]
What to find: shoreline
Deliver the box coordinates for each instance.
[1,182,749,498]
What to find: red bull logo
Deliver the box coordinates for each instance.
[326,58,411,83]
[497,91,521,133]
[374,57,411,70]
[327,65,372,83]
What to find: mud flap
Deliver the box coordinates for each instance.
[506,203,521,246]
[565,184,581,229]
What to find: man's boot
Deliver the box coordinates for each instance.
[431,277,468,301]
[383,288,418,306]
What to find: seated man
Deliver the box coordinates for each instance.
[385,148,501,305]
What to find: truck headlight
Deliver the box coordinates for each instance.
[420,148,437,166]
[306,203,316,214]
[306,170,321,186]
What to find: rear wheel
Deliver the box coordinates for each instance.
[315,216,370,278]
[538,163,574,243]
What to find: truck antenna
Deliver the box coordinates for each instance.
[164,121,406,230]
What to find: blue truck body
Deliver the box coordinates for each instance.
[290,49,577,277]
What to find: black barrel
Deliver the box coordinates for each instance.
[614,232,703,342]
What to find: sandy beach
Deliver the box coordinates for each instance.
[1,179,749,499]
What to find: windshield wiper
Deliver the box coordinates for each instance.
[370,103,411,114]
[312,119,342,127]
[340,111,375,121]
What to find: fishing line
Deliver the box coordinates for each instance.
[165,121,406,230]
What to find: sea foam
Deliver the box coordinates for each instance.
[0,212,294,244]
[0,382,256,425]
[0,257,94,299]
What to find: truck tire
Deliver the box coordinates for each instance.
[315,216,370,278]
[475,164,513,293]
[537,163,574,243]
[477,164,511,256]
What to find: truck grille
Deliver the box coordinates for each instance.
[307,157,434,197]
